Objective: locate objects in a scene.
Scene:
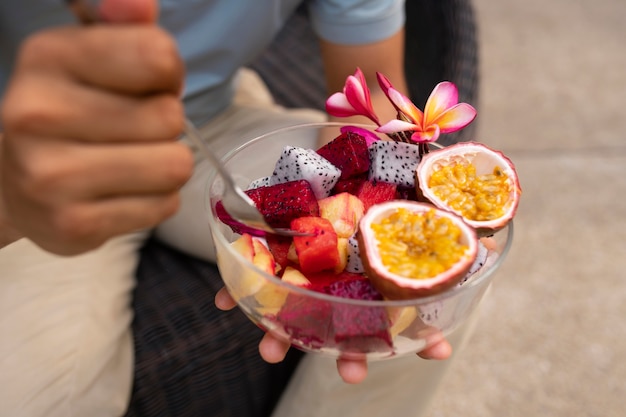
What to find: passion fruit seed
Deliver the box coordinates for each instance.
[428,161,510,221]
[370,208,469,279]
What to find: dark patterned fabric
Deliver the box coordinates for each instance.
[127,2,479,416]
[124,238,303,417]
[404,0,480,145]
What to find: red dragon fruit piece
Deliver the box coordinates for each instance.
[217,180,319,233]
[256,180,320,228]
[316,131,371,180]
[395,185,419,201]
[355,180,398,212]
[331,173,368,196]
[324,276,393,352]
[275,293,333,349]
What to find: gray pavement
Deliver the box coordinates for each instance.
[425,1,626,416]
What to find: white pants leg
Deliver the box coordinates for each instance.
[0,232,146,417]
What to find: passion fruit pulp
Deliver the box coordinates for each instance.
[416,142,521,235]
[357,201,478,299]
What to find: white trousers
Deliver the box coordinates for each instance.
[0,69,478,417]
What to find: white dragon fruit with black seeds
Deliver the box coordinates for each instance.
[247,176,271,190]
[345,234,364,273]
[270,146,342,199]
[368,140,421,188]
[458,240,489,286]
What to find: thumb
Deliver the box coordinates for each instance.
[99,0,158,23]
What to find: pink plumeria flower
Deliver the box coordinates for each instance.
[376,73,477,143]
[325,68,380,125]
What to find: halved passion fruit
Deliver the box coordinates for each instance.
[357,201,478,299]
[416,142,521,235]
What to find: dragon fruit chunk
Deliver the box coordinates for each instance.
[345,234,364,273]
[316,131,370,180]
[255,180,320,228]
[276,293,333,348]
[270,146,341,199]
[458,240,489,285]
[247,176,271,190]
[332,173,368,195]
[368,140,421,188]
[324,277,393,351]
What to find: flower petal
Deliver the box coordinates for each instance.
[344,75,379,124]
[423,81,459,126]
[325,92,359,117]
[376,72,394,96]
[376,119,421,134]
[410,124,440,143]
[431,103,477,134]
[387,89,424,125]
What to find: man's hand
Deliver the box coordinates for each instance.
[0,0,193,255]
[215,287,452,384]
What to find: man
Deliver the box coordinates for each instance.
[0,0,451,415]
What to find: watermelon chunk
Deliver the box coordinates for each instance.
[355,180,398,212]
[290,217,340,274]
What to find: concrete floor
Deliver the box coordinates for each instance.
[425,1,626,416]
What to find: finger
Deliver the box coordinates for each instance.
[99,0,159,23]
[17,26,183,95]
[215,287,237,311]
[417,338,453,360]
[10,190,183,256]
[336,358,368,384]
[258,333,290,364]
[8,139,192,201]
[3,74,184,142]
[68,142,193,198]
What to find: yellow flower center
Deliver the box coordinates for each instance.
[370,208,468,279]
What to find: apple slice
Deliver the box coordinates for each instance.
[318,192,365,238]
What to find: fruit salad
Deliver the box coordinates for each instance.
[211,69,520,356]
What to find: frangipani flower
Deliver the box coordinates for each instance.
[325,68,380,125]
[376,74,477,143]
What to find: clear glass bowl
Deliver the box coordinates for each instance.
[206,122,513,361]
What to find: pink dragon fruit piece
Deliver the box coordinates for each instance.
[316,131,370,180]
[331,173,368,196]
[275,293,333,349]
[270,146,341,199]
[215,201,267,237]
[324,277,393,352]
[368,140,422,188]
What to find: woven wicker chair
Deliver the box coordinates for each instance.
[124,2,479,416]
